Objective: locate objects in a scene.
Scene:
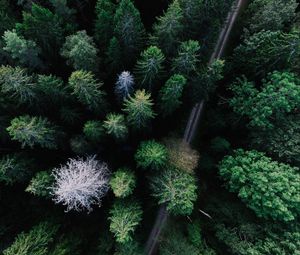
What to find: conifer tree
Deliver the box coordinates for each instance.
[110,168,136,198]
[134,46,165,90]
[123,89,155,130]
[158,74,187,116]
[83,120,105,143]
[7,115,61,149]
[109,199,142,243]
[61,30,99,72]
[113,0,145,64]
[26,171,54,198]
[105,36,122,74]
[3,29,44,69]
[103,113,128,141]
[68,70,106,113]
[152,0,183,56]
[115,71,135,100]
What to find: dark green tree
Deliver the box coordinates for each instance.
[105,36,122,73]
[83,120,105,143]
[110,168,136,198]
[26,170,54,198]
[103,113,128,141]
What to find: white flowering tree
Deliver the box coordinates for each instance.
[115,71,135,100]
[51,156,110,212]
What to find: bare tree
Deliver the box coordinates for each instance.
[115,71,135,100]
[51,156,110,212]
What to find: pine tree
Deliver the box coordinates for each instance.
[61,30,99,72]
[110,168,136,198]
[135,140,168,170]
[171,40,200,75]
[83,120,105,143]
[103,113,128,141]
[113,0,145,64]
[105,36,122,74]
[115,71,135,100]
[123,89,155,130]
[152,0,183,57]
[3,29,44,69]
[7,115,61,149]
[134,46,165,90]
[109,199,142,243]
[26,170,54,198]
[158,74,187,116]
[68,70,106,113]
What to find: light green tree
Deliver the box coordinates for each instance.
[110,168,136,198]
[103,113,128,141]
[26,171,54,198]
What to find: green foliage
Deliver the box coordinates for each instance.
[0,65,36,105]
[16,4,64,56]
[61,30,99,72]
[172,40,200,75]
[134,46,165,90]
[109,199,142,244]
[68,70,106,113]
[103,113,128,141]
[150,167,197,215]
[135,140,168,170]
[219,149,300,222]
[158,74,187,116]
[3,29,43,69]
[105,36,122,73]
[0,154,32,185]
[49,235,81,255]
[230,71,300,129]
[110,168,136,198]
[114,239,143,255]
[152,0,183,56]
[210,137,231,153]
[113,0,145,64]
[7,115,60,149]
[0,0,15,36]
[83,120,105,143]
[123,89,155,129]
[3,221,59,255]
[69,135,93,155]
[26,171,54,198]
[94,0,116,48]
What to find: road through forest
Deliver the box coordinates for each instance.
[144,0,248,254]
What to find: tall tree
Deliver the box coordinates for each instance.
[115,71,135,100]
[110,168,136,198]
[103,113,128,141]
[83,120,105,143]
[219,149,300,222]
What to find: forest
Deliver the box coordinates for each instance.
[0,0,299,254]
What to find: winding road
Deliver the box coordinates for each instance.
[144,0,247,254]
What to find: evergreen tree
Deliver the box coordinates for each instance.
[26,170,54,198]
[7,115,61,149]
[105,36,122,74]
[0,0,15,36]
[103,113,128,141]
[94,0,116,48]
[109,199,142,243]
[68,70,106,113]
[110,168,136,198]
[171,40,200,75]
[158,74,187,116]
[115,71,135,100]
[150,167,197,216]
[113,0,145,64]
[135,140,168,170]
[61,30,99,72]
[152,0,183,56]
[3,29,44,69]
[83,120,105,143]
[134,46,165,90]
[219,149,300,222]
[123,90,155,130]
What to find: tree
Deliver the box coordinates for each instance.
[115,71,135,100]
[16,4,64,57]
[150,167,197,216]
[135,140,168,170]
[123,89,155,130]
[158,74,187,116]
[61,30,99,72]
[229,71,300,129]
[2,29,43,69]
[103,113,128,141]
[7,115,61,149]
[113,0,145,64]
[105,36,122,74]
[94,0,116,48]
[109,199,142,243]
[0,0,15,36]
[246,0,298,34]
[52,156,110,212]
[152,0,183,56]
[134,46,165,90]
[0,154,33,185]
[26,171,54,198]
[110,168,136,198]
[171,40,200,75]
[83,120,105,143]
[68,70,106,113]
[3,221,59,255]
[219,149,300,222]
[0,65,36,105]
